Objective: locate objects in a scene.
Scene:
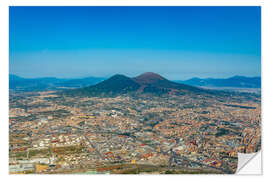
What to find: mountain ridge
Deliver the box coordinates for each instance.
[9,74,261,92]
[176,76,261,88]
[9,74,106,91]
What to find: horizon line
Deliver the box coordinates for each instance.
[9,73,262,81]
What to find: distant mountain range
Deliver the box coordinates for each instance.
[9,74,105,91]
[176,76,261,88]
[9,74,261,92]
[63,72,205,97]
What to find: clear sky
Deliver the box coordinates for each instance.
[9,6,261,80]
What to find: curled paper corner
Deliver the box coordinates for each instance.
[236,151,262,174]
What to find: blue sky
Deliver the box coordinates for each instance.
[9,6,261,80]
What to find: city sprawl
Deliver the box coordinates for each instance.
[9,88,261,174]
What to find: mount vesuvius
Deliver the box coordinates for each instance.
[61,72,206,97]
